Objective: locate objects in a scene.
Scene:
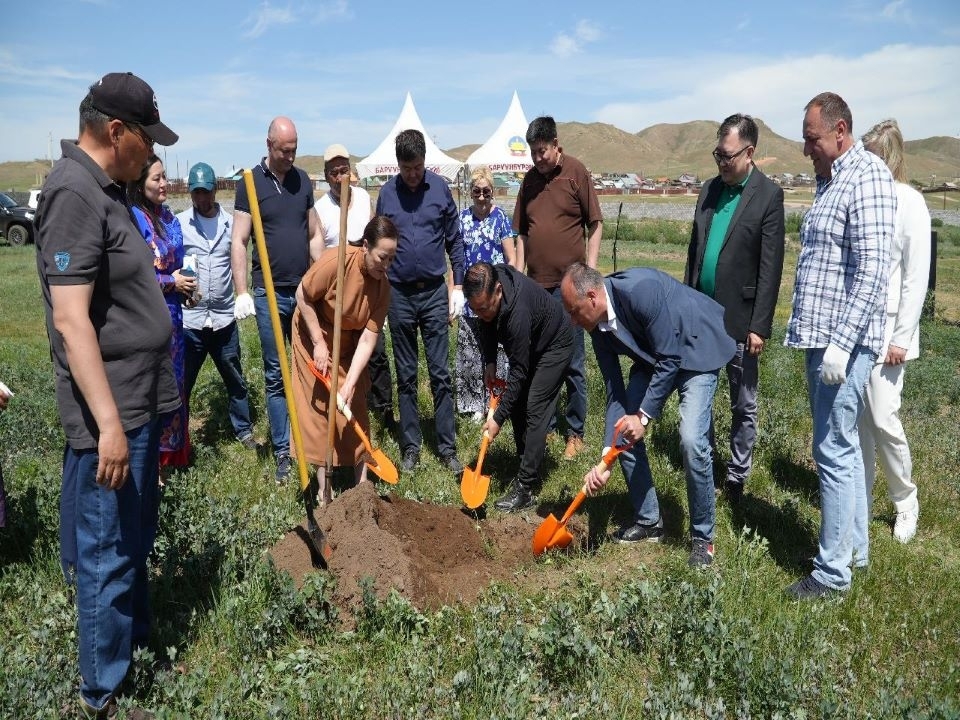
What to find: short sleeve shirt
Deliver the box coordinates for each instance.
[35,140,180,449]
[234,159,315,288]
[513,153,602,288]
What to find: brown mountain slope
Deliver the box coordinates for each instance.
[3,125,957,190]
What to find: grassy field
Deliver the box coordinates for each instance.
[1,229,959,718]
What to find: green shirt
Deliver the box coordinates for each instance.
[697,170,751,298]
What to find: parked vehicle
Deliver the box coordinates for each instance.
[0,192,34,246]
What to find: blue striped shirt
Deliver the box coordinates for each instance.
[785,141,895,355]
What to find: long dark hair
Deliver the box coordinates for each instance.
[128,154,165,239]
[362,215,398,247]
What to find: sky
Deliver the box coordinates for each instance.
[2,0,959,179]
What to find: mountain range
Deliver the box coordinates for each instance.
[2,120,958,190]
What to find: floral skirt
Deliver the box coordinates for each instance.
[455,316,509,416]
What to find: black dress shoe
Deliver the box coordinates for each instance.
[724,480,744,504]
[612,519,664,543]
[494,485,534,512]
[400,448,420,472]
[442,454,464,475]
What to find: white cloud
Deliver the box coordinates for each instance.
[313,0,351,22]
[881,0,910,21]
[550,19,602,57]
[575,20,601,43]
[243,2,296,39]
[591,44,960,141]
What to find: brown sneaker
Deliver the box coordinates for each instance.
[563,435,585,460]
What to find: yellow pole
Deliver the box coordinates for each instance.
[242,169,310,497]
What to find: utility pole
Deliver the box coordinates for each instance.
[48,132,53,167]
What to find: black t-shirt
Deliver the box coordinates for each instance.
[234,159,315,288]
[35,140,180,449]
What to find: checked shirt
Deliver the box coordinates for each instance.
[785,141,896,356]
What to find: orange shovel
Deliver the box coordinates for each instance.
[460,379,507,509]
[532,418,636,556]
[308,361,399,484]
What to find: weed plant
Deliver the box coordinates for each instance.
[0,241,958,718]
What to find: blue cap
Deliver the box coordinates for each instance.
[188,162,216,191]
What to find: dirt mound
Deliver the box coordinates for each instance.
[269,482,587,619]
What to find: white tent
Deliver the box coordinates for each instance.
[466,91,533,173]
[356,93,463,181]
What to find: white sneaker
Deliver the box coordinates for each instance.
[893,503,919,544]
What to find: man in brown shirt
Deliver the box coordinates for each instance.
[512,116,603,458]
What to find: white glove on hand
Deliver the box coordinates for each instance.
[234,292,255,321]
[820,343,850,385]
[449,288,465,319]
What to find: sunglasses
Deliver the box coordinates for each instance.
[123,122,154,149]
[471,187,492,198]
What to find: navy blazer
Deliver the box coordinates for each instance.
[590,268,736,420]
[685,166,785,341]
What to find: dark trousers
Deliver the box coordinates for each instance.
[512,327,573,489]
[547,286,587,438]
[183,323,254,441]
[387,279,457,458]
[367,324,394,414]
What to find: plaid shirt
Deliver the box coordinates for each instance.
[785,141,895,355]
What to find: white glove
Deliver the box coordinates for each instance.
[449,288,465,319]
[234,292,255,321]
[820,343,850,385]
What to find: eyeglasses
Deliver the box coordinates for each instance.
[712,145,752,165]
[326,166,351,178]
[471,187,492,198]
[123,122,153,149]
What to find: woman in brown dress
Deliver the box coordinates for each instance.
[292,216,397,504]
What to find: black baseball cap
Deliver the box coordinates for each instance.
[89,72,178,146]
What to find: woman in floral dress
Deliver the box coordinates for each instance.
[456,166,514,420]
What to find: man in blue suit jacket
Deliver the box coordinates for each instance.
[560,263,736,567]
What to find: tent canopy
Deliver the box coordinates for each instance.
[466,91,532,173]
[357,93,463,181]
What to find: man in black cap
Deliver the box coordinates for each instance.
[34,72,179,719]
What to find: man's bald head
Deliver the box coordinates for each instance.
[266,116,298,176]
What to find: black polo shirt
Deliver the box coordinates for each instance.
[234,158,315,289]
[35,140,180,449]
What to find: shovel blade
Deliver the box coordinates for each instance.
[547,526,574,551]
[365,448,398,484]
[532,513,561,556]
[460,467,491,509]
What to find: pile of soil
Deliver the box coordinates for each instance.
[269,482,587,619]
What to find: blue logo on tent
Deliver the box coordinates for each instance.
[507,135,527,156]
[54,252,71,271]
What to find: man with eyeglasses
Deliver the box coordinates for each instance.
[685,113,785,504]
[315,144,395,431]
[34,71,179,718]
[512,115,603,462]
[230,116,323,484]
[784,92,895,600]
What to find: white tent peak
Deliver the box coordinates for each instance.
[466,91,533,173]
[356,92,463,181]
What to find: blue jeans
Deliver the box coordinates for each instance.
[547,286,587,438]
[806,345,875,590]
[60,418,161,711]
[183,323,253,440]
[611,364,719,542]
[253,286,297,459]
[387,279,457,458]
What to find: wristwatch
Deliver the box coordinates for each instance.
[637,412,650,427]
